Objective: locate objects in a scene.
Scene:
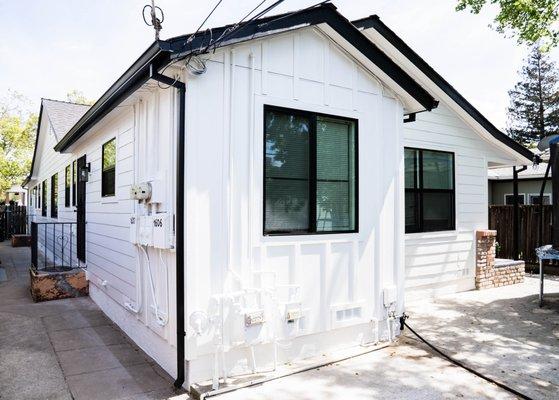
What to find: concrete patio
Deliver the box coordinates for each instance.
[1,239,558,399]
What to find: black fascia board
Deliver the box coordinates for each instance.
[55,4,438,152]
[167,4,437,111]
[353,15,534,162]
[54,42,171,152]
[22,102,45,187]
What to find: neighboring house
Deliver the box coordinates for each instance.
[23,4,532,390]
[4,184,27,205]
[488,162,551,205]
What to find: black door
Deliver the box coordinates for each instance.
[77,155,87,262]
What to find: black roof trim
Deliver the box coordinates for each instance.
[54,4,437,152]
[54,42,171,152]
[352,15,533,162]
[22,103,44,187]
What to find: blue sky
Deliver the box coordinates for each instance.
[1,0,556,129]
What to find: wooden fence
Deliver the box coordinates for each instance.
[0,205,27,241]
[489,205,553,264]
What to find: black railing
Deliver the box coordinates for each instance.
[0,205,27,241]
[31,221,78,271]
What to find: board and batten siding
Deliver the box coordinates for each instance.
[183,27,406,382]
[403,103,517,301]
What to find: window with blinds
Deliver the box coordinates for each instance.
[405,148,455,233]
[264,106,357,235]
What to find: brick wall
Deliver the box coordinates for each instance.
[475,230,525,289]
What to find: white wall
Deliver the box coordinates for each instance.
[403,103,517,301]
[183,27,406,384]
[28,95,179,377]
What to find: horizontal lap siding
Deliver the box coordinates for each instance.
[404,104,515,301]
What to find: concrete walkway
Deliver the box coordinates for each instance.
[0,242,185,400]
[2,238,558,399]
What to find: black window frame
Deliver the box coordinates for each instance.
[65,165,71,207]
[405,147,456,234]
[101,138,116,198]
[263,105,359,236]
[41,180,47,217]
[72,159,77,206]
[51,173,58,218]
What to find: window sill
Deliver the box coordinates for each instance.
[261,231,360,244]
[100,196,118,205]
[405,230,459,240]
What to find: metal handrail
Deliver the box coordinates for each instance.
[31,220,78,271]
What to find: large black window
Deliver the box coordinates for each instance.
[65,165,71,207]
[41,180,47,217]
[102,138,116,197]
[264,106,357,235]
[51,174,58,218]
[72,159,77,206]
[405,148,455,233]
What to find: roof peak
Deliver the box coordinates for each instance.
[41,98,91,107]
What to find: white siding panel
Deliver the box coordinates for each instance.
[404,103,515,301]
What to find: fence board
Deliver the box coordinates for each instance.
[489,205,553,264]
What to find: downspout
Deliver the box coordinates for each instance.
[512,165,527,260]
[537,162,552,247]
[149,64,186,389]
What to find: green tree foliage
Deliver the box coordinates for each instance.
[65,89,95,105]
[456,0,559,49]
[0,92,36,194]
[507,46,559,146]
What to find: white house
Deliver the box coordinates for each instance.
[23,4,533,391]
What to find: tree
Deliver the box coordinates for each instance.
[0,92,36,195]
[456,0,559,49]
[65,89,95,105]
[506,46,559,146]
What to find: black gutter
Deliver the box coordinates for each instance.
[353,15,534,162]
[537,162,552,247]
[54,42,171,152]
[22,102,44,187]
[149,65,186,389]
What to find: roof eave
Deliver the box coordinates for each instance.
[54,41,170,152]
[353,15,534,164]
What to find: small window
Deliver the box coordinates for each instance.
[405,148,455,233]
[504,194,525,205]
[51,174,58,218]
[41,180,47,217]
[72,159,77,206]
[264,106,357,235]
[529,194,551,205]
[102,138,116,197]
[65,165,71,207]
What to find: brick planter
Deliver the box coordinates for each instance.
[475,230,525,289]
[29,267,88,302]
[11,234,31,247]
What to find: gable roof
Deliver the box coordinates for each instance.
[42,99,90,139]
[22,99,90,187]
[53,3,438,152]
[352,15,534,163]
